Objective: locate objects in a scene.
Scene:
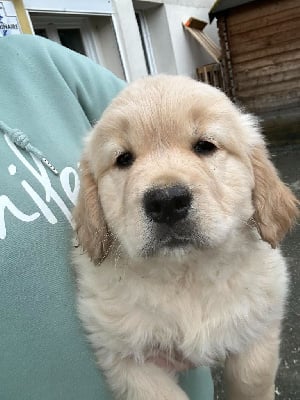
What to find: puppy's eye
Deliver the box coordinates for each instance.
[193,140,217,155]
[116,152,134,168]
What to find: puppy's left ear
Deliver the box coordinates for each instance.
[251,145,299,248]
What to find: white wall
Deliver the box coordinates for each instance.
[132,0,219,78]
[143,5,177,75]
[112,0,148,81]
[24,0,112,14]
[164,3,218,78]
[89,16,125,80]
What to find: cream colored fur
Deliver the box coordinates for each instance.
[73,75,299,400]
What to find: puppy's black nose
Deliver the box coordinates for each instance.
[143,185,191,225]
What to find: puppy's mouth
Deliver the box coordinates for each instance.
[161,235,191,248]
[141,222,207,257]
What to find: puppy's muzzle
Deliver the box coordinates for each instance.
[143,185,192,225]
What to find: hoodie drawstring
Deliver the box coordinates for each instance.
[0,121,58,175]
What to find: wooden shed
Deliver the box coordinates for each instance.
[209,0,300,143]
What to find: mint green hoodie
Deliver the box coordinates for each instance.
[0,35,213,400]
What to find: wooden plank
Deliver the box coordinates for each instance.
[232,50,300,73]
[229,28,300,57]
[236,78,300,99]
[235,61,300,81]
[228,0,297,26]
[237,94,300,113]
[261,106,300,120]
[183,17,207,31]
[184,26,221,62]
[238,100,300,117]
[242,95,300,111]
[232,39,300,65]
[242,101,300,116]
[238,91,300,113]
[257,103,300,117]
[228,17,300,44]
[236,67,300,91]
[227,5,300,35]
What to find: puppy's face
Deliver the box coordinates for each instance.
[75,76,298,261]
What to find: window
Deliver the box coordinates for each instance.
[31,14,98,62]
[57,29,86,55]
[30,13,125,80]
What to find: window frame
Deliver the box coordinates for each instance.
[135,10,157,75]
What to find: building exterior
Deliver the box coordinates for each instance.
[8,0,218,82]
[210,0,300,143]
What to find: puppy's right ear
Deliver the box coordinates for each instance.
[73,159,112,264]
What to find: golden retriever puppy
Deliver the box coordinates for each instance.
[73,75,299,400]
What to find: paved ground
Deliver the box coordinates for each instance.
[213,144,300,400]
